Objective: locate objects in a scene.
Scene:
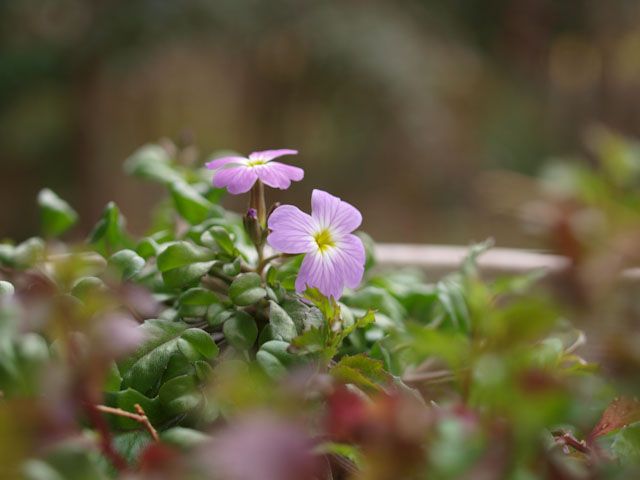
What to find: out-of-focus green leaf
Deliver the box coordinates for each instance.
[37,189,78,237]
[108,249,145,281]
[23,442,109,480]
[171,181,214,224]
[124,144,182,184]
[0,281,14,296]
[612,424,640,464]
[88,202,129,255]
[160,427,211,450]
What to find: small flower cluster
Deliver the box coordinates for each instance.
[206,149,365,300]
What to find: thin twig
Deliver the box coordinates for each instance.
[96,404,160,442]
[552,430,591,455]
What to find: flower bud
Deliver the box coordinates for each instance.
[243,208,263,246]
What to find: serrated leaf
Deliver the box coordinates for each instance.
[229,273,266,306]
[330,354,389,393]
[290,326,326,354]
[222,311,258,350]
[268,301,297,341]
[37,188,78,237]
[171,181,214,224]
[108,249,145,281]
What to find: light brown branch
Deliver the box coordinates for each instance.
[96,403,159,442]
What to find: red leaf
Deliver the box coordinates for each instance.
[589,397,640,441]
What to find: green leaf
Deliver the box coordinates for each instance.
[23,443,109,480]
[113,431,153,465]
[201,226,236,256]
[229,273,266,306]
[179,329,218,359]
[158,374,201,415]
[315,442,363,469]
[223,311,258,350]
[171,181,214,224]
[104,388,163,430]
[612,424,640,464]
[290,326,327,355]
[160,427,211,450]
[136,237,160,259]
[124,144,182,184]
[118,319,213,396]
[157,242,216,288]
[108,249,145,281]
[436,277,471,332]
[268,301,297,341]
[71,276,106,300]
[88,202,129,255]
[0,281,14,296]
[206,304,233,327]
[13,237,46,269]
[330,354,389,393]
[37,189,78,237]
[178,287,220,318]
[256,340,297,378]
[344,286,406,323]
[281,299,324,331]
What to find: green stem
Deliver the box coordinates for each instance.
[256,253,284,275]
[250,180,267,229]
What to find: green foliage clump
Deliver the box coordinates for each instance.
[1,135,640,479]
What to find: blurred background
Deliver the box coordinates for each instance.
[2,0,640,246]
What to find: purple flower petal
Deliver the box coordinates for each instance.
[255,162,305,190]
[205,155,247,170]
[295,251,343,299]
[250,149,298,162]
[311,189,362,234]
[334,234,365,288]
[213,166,258,194]
[267,205,316,254]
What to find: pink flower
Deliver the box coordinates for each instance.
[206,149,303,194]
[267,189,365,299]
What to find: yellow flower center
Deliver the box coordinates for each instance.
[313,229,335,253]
[247,159,266,167]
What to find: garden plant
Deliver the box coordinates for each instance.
[1,132,640,479]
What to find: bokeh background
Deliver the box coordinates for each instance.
[2,0,640,246]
